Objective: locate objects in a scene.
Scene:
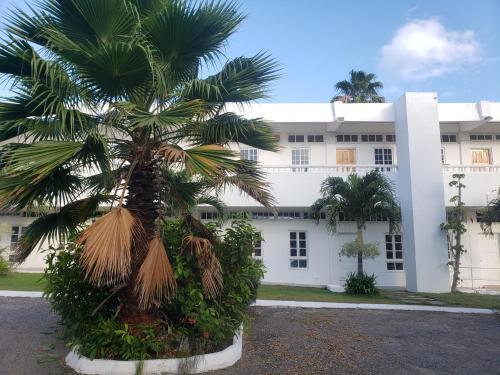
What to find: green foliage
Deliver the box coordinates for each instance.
[0,0,279,262]
[0,247,10,276]
[344,272,379,295]
[339,240,380,259]
[70,319,165,361]
[162,219,264,353]
[44,218,263,359]
[311,170,401,234]
[480,188,500,235]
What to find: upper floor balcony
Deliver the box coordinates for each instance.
[220,164,500,208]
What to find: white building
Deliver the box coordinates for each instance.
[2,92,500,292]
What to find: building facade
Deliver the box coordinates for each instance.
[2,93,500,292]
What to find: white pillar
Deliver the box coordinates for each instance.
[394,92,450,292]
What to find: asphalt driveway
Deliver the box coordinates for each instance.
[0,298,498,375]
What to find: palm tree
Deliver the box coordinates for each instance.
[311,171,400,276]
[480,189,500,235]
[331,70,385,103]
[0,0,279,323]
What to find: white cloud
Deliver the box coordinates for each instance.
[379,18,480,80]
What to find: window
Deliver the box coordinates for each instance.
[496,135,500,140]
[200,212,218,220]
[374,148,393,171]
[240,148,257,161]
[252,211,274,220]
[385,234,403,271]
[292,148,309,171]
[368,213,388,222]
[360,134,384,142]
[305,212,326,220]
[253,238,262,258]
[290,231,307,268]
[277,211,301,219]
[441,134,457,143]
[336,134,358,143]
[385,134,396,142]
[338,212,354,222]
[288,135,305,143]
[307,135,324,142]
[10,226,27,262]
[228,211,250,219]
[441,148,446,164]
[471,149,491,164]
[470,134,493,141]
[336,148,356,165]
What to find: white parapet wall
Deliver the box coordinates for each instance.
[65,326,243,375]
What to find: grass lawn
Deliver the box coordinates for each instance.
[1,274,498,310]
[0,272,46,291]
[257,284,500,310]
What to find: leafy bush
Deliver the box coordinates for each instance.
[0,247,10,276]
[344,272,379,295]
[162,219,264,353]
[44,245,161,360]
[44,218,264,360]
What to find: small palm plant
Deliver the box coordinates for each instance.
[311,170,400,276]
[331,70,385,103]
[0,0,278,323]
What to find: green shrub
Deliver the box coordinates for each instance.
[43,245,159,360]
[162,219,264,353]
[344,272,379,295]
[0,247,10,276]
[44,218,264,360]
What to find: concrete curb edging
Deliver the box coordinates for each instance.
[65,326,243,375]
[0,292,497,315]
[253,299,498,314]
[0,290,43,298]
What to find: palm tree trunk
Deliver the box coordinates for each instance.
[356,227,364,276]
[120,157,161,325]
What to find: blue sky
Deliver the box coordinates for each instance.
[1,0,499,103]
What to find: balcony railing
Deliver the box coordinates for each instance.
[442,165,500,173]
[259,164,500,174]
[260,165,397,173]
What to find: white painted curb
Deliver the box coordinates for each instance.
[254,299,498,314]
[65,326,243,375]
[0,292,497,314]
[0,290,43,298]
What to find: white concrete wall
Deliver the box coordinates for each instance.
[457,211,500,288]
[0,215,46,271]
[394,93,450,292]
[216,218,405,288]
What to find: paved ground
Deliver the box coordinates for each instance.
[0,298,499,375]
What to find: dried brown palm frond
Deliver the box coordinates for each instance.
[77,207,143,286]
[200,252,223,298]
[181,233,223,297]
[181,233,213,257]
[135,236,177,310]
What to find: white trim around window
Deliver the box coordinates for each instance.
[253,236,262,259]
[240,148,258,161]
[289,230,308,269]
[385,233,404,271]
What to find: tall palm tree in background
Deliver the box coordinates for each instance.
[0,0,279,323]
[331,70,385,103]
[311,171,400,275]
